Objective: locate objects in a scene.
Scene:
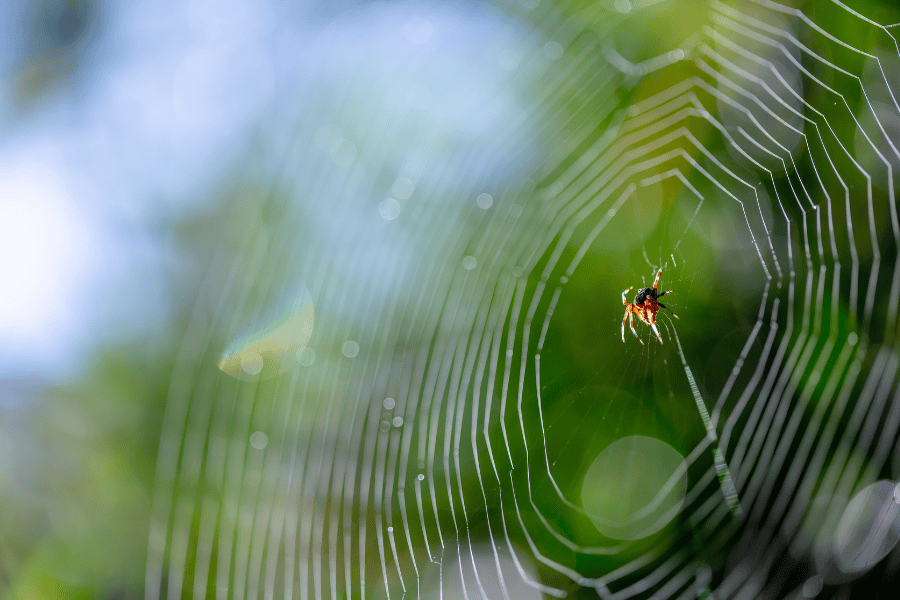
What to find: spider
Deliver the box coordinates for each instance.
[621,267,678,344]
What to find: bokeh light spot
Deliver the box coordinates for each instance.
[342,340,360,358]
[581,435,686,540]
[379,198,401,220]
[543,41,563,60]
[834,480,900,574]
[240,352,263,375]
[249,431,268,450]
[392,177,414,199]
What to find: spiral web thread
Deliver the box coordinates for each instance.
[147,0,900,598]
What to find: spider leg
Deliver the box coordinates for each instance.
[622,307,629,342]
[621,286,633,305]
[647,307,665,341]
[652,268,662,294]
[656,290,674,299]
[649,318,663,343]
[659,302,679,319]
[629,310,643,344]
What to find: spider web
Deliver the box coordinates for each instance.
[146,0,900,598]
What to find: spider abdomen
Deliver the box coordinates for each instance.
[634,287,655,304]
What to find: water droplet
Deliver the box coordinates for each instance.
[392,416,404,427]
[848,332,858,346]
[476,193,493,209]
[417,473,425,481]
[387,526,393,532]
[560,276,568,284]
[614,0,631,13]
[509,204,523,218]
[463,256,477,270]
[512,267,523,277]
[379,198,401,220]
[392,178,414,199]
[250,431,268,450]
[543,41,563,60]
[380,420,391,432]
[342,341,359,358]
[383,397,396,410]
[608,209,616,217]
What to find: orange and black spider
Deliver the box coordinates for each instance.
[621,267,679,344]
